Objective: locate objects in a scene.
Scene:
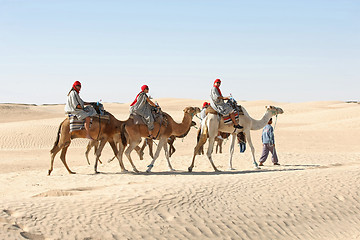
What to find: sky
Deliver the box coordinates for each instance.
[0,0,359,105]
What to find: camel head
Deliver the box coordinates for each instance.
[183,106,201,117]
[265,105,284,116]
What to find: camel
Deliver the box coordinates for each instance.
[136,120,196,158]
[215,132,230,154]
[85,121,195,165]
[48,112,127,175]
[188,105,284,172]
[118,106,200,173]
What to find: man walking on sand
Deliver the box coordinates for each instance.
[259,118,280,166]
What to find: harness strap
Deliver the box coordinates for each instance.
[96,116,101,140]
[153,113,163,140]
[273,114,278,130]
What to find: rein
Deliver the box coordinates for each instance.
[273,114,278,130]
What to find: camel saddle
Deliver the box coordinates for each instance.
[130,107,168,127]
[205,106,244,125]
[67,113,110,133]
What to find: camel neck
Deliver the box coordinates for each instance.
[251,111,273,130]
[172,113,193,137]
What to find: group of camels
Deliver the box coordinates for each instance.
[48,103,284,175]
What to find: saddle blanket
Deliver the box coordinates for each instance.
[223,112,239,125]
[130,113,167,127]
[68,114,110,133]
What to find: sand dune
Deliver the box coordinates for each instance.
[0,100,359,239]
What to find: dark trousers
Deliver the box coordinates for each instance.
[259,143,278,163]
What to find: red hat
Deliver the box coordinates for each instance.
[202,102,209,108]
[214,79,221,84]
[141,85,149,91]
[73,81,81,88]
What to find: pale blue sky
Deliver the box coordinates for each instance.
[0,0,359,104]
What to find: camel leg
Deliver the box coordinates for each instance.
[163,140,175,171]
[147,139,154,159]
[188,133,208,172]
[137,139,147,160]
[134,146,143,160]
[219,140,223,154]
[94,139,107,174]
[228,133,236,170]
[108,139,120,165]
[124,140,141,173]
[49,146,61,176]
[169,142,176,157]
[115,141,127,172]
[59,145,75,174]
[146,138,166,173]
[206,137,220,172]
[245,130,260,169]
[85,140,98,165]
[215,140,219,154]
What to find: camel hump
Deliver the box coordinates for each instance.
[205,106,219,115]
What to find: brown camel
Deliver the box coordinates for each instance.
[118,106,200,172]
[215,132,231,154]
[48,112,127,175]
[136,120,196,158]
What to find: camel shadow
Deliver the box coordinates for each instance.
[281,164,321,168]
[90,167,304,176]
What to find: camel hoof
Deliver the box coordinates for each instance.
[228,168,235,171]
[188,167,193,172]
[94,171,99,174]
[121,169,128,173]
[254,166,261,169]
[169,168,176,172]
[133,169,140,173]
[70,171,76,174]
[48,170,52,176]
[146,169,152,173]
[214,169,221,172]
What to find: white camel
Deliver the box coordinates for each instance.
[188,105,284,172]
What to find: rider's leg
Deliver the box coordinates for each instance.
[84,117,93,139]
[230,112,243,129]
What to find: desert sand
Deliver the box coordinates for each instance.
[0,99,359,240]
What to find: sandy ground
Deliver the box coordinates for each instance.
[0,99,359,240]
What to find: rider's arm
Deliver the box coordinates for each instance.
[146,96,157,107]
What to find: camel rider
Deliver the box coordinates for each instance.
[65,81,97,139]
[200,102,209,120]
[130,85,157,139]
[210,79,243,129]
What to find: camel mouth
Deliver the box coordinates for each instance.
[277,108,284,114]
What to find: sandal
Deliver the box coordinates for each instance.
[234,124,243,129]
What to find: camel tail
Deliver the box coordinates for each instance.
[50,120,63,154]
[120,124,127,146]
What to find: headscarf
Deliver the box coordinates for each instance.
[213,79,222,96]
[72,81,81,93]
[202,102,209,108]
[130,85,149,106]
